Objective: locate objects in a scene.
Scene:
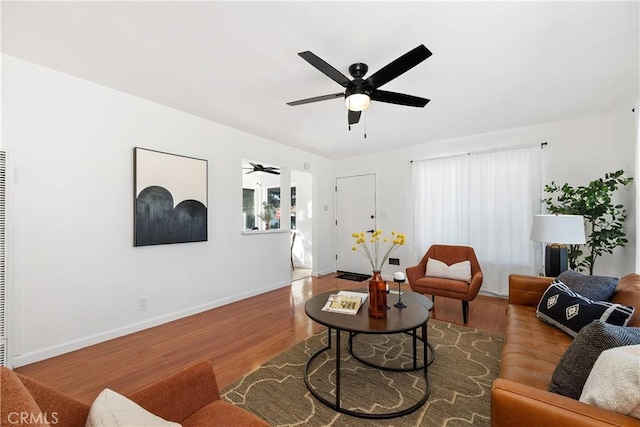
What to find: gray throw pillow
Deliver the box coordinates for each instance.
[557,270,618,301]
[549,320,640,399]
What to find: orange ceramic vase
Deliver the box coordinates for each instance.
[368,270,387,319]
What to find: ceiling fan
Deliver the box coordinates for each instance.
[243,162,280,175]
[287,44,432,127]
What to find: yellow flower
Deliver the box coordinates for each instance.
[350,229,405,271]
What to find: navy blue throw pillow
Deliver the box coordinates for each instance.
[536,281,634,337]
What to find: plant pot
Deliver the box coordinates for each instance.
[368,270,387,319]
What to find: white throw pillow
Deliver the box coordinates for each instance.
[425,258,472,282]
[579,344,640,419]
[85,388,181,427]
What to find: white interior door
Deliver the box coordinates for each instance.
[336,174,376,275]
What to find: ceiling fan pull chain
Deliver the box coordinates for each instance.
[348,96,351,131]
[364,110,367,139]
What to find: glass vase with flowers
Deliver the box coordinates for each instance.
[351,230,406,318]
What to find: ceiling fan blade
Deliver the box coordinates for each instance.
[287,93,344,106]
[348,110,361,125]
[366,45,432,90]
[298,51,351,87]
[371,90,430,107]
[264,170,281,175]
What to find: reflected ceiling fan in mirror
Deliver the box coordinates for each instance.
[287,44,432,131]
[243,162,280,175]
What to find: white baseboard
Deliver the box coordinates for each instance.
[12,280,291,368]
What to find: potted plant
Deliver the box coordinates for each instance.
[257,202,276,230]
[542,170,633,275]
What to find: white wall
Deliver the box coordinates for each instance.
[3,53,636,366]
[335,111,637,282]
[2,55,335,366]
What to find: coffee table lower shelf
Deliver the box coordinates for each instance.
[303,325,433,419]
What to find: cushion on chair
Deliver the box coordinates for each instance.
[413,276,471,296]
[425,258,471,282]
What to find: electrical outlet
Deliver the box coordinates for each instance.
[137,297,148,311]
[389,257,400,265]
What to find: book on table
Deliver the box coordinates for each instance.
[322,290,369,315]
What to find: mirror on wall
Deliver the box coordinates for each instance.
[242,160,282,231]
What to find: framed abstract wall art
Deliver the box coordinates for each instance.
[134,147,208,246]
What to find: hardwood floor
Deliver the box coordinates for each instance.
[14,274,507,405]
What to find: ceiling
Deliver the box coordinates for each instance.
[2,1,638,159]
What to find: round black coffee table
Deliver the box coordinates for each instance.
[304,290,434,419]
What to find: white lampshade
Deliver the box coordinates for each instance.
[345,93,371,111]
[530,214,586,244]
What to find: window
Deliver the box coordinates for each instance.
[242,160,281,231]
[266,187,281,230]
[242,188,256,230]
[411,145,542,296]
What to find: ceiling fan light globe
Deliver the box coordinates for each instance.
[345,94,371,112]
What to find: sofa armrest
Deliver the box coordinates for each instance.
[128,361,221,423]
[508,274,554,306]
[18,373,90,427]
[492,378,639,427]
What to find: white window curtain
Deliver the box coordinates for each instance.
[411,145,542,296]
[635,105,640,272]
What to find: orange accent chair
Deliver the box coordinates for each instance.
[406,244,483,324]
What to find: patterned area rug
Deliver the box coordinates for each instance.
[223,320,504,426]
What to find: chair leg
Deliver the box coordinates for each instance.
[462,300,469,324]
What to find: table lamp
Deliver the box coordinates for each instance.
[530,214,586,277]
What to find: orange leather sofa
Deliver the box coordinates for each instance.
[491,274,640,427]
[1,360,269,427]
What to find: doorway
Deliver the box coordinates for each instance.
[291,169,312,281]
[335,174,376,275]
